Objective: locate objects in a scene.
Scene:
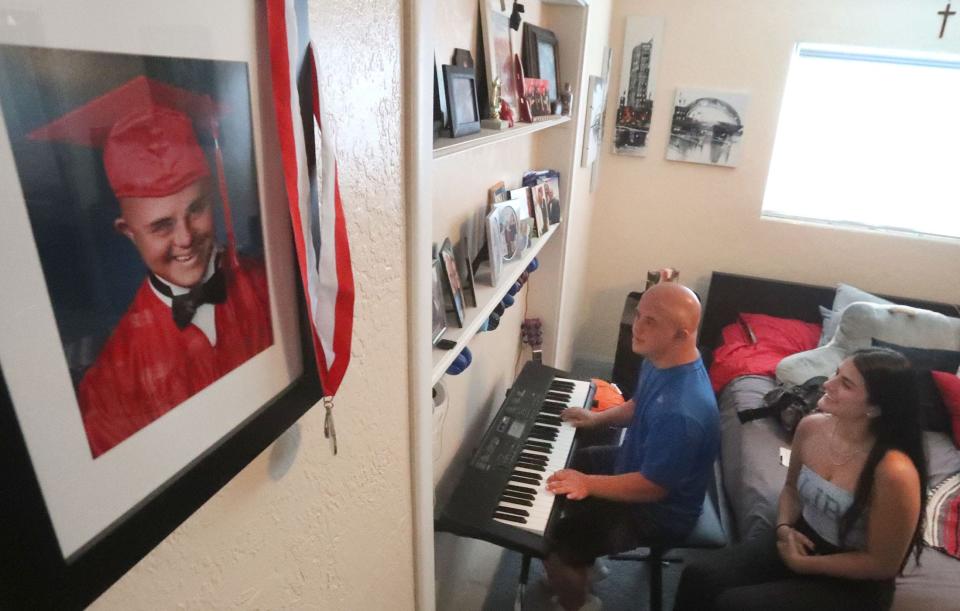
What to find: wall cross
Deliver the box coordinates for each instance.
[939,3,956,38]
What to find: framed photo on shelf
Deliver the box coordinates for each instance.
[514,54,533,123]
[503,197,531,251]
[479,0,518,119]
[485,210,505,286]
[488,180,508,205]
[530,183,551,236]
[493,202,521,261]
[524,77,553,120]
[455,240,477,308]
[439,238,465,327]
[442,64,481,138]
[509,186,529,202]
[542,174,562,224]
[434,54,448,137]
[0,3,314,607]
[522,23,560,104]
[431,258,448,344]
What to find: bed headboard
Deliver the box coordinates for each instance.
[698,272,960,368]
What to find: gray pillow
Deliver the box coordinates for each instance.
[818,283,893,346]
[925,431,960,489]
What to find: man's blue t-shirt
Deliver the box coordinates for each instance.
[614,357,720,538]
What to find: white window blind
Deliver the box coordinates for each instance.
[762,43,960,239]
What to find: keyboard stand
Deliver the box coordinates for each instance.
[514,553,532,611]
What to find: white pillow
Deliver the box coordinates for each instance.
[818,283,893,347]
[778,301,960,386]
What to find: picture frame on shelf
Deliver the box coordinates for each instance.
[514,54,533,123]
[509,186,530,203]
[523,77,553,120]
[488,180,508,205]
[434,54,448,137]
[442,64,481,138]
[484,210,505,286]
[455,239,477,308]
[467,205,488,275]
[522,23,560,104]
[504,196,532,250]
[493,202,521,261]
[479,0,518,120]
[542,174,562,224]
[498,199,530,258]
[452,48,474,69]
[439,238,466,327]
[530,183,551,236]
[431,258,448,344]
[0,5,314,606]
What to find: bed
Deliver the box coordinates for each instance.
[698,272,960,610]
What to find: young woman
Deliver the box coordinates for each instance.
[674,348,927,611]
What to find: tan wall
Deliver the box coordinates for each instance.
[91,1,415,608]
[574,0,960,365]
[549,0,614,370]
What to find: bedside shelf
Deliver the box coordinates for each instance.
[433,116,570,160]
[431,224,559,384]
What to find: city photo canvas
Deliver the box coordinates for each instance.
[666,87,749,167]
[613,16,664,156]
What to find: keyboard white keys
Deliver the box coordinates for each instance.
[493,380,586,534]
[437,363,598,557]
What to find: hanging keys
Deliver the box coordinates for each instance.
[323,396,338,455]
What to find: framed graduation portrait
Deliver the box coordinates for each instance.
[0,1,317,606]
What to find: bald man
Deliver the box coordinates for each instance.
[543,283,720,611]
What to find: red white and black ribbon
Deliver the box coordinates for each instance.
[267,0,355,453]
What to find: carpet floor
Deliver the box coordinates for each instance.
[480,548,713,611]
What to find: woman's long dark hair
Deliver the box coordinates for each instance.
[839,347,927,568]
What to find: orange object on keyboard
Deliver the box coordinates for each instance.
[591,378,626,411]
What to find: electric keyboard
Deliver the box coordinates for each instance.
[436,361,596,557]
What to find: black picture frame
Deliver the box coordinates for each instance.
[442,64,482,138]
[0,2,324,607]
[433,54,447,137]
[0,290,320,609]
[455,239,478,308]
[522,23,560,104]
[452,47,474,69]
[439,238,466,328]
[431,258,448,345]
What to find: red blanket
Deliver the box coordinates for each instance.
[709,313,822,393]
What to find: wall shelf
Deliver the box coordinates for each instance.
[433,116,570,160]
[431,224,559,384]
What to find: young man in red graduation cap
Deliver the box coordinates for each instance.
[29,76,273,458]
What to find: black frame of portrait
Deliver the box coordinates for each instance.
[0,289,320,608]
[521,23,559,104]
[442,64,481,139]
[0,0,326,607]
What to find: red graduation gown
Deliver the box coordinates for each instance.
[78,258,273,458]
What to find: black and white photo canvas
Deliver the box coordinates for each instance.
[581,75,605,167]
[613,16,664,157]
[666,87,749,167]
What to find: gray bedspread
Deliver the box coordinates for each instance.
[717,375,960,610]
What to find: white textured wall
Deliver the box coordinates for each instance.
[90,0,415,609]
[574,0,960,365]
